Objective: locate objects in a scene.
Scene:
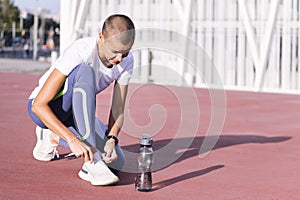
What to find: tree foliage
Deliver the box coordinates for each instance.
[0,0,20,31]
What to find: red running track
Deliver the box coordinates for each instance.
[0,72,300,200]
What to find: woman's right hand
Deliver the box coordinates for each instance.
[68,138,94,163]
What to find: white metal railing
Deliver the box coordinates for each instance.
[60,0,300,94]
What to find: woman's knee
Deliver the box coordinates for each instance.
[77,64,95,81]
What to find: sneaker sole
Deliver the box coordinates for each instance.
[32,147,52,161]
[78,169,119,186]
[32,138,55,162]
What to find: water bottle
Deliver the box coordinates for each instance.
[135,134,153,192]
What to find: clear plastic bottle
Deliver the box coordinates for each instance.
[135,134,153,192]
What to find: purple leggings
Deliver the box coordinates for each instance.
[27,64,125,170]
[27,64,96,147]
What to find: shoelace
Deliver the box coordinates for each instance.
[51,148,59,159]
[64,153,75,158]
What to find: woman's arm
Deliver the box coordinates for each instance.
[107,82,129,138]
[102,82,128,163]
[32,68,94,162]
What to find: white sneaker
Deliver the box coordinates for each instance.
[78,160,119,185]
[33,126,59,161]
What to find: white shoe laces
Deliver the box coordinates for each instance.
[51,147,60,159]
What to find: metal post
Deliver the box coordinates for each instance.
[20,17,23,31]
[173,0,192,86]
[238,0,259,69]
[72,0,90,41]
[238,0,279,91]
[12,22,16,42]
[183,0,193,86]
[216,0,225,84]
[33,11,38,60]
[60,0,72,54]
[254,0,279,91]
[281,0,292,90]
[141,49,149,82]
[91,0,100,37]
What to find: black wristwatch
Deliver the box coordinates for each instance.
[107,135,119,145]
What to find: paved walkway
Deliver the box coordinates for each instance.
[0,58,50,73]
[1,58,300,199]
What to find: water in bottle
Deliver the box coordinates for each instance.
[135,134,153,192]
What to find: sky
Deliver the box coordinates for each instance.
[13,0,60,14]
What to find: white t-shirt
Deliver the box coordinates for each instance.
[29,37,134,99]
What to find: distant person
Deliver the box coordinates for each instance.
[23,42,29,58]
[46,37,55,49]
[27,14,135,185]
